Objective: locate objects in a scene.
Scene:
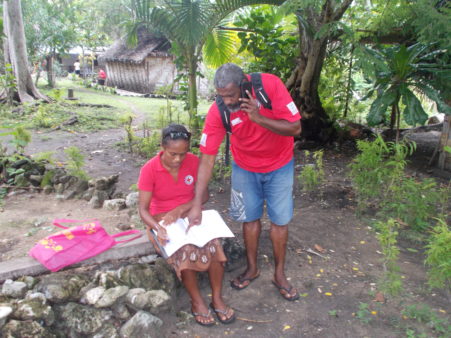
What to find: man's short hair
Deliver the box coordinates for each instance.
[214,63,245,89]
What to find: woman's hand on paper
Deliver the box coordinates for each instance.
[156,225,169,245]
[161,207,182,226]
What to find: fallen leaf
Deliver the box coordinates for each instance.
[283,325,291,331]
[371,311,377,315]
[314,244,326,253]
[352,267,359,271]
[325,292,333,296]
[300,293,308,297]
[360,240,366,244]
[439,309,446,313]
[374,292,385,303]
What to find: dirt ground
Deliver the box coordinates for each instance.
[0,101,449,337]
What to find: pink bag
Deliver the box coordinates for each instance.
[29,219,142,272]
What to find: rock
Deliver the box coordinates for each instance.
[43,186,54,194]
[125,288,148,310]
[94,177,108,190]
[222,237,246,272]
[95,286,129,308]
[85,286,106,306]
[117,223,132,231]
[116,264,163,291]
[28,175,43,186]
[54,183,64,194]
[10,159,29,169]
[62,179,89,200]
[125,192,139,208]
[119,311,163,338]
[34,274,89,303]
[89,190,110,209]
[112,302,130,320]
[14,174,29,187]
[12,292,54,326]
[103,199,126,211]
[147,290,171,312]
[112,191,124,199]
[1,319,56,337]
[130,214,145,228]
[2,280,27,298]
[138,255,158,264]
[92,323,119,338]
[96,271,122,289]
[153,258,178,293]
[0,306,13,328]
[54,302,113,335]
[82,187,95,201]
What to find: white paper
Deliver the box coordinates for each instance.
[155,209,234,258]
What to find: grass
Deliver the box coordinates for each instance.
[1,77,211,134]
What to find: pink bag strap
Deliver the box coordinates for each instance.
[112,230,142,244]
[52,219,99,229]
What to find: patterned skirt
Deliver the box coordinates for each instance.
[167,239,227,280]
[146,214,227,280]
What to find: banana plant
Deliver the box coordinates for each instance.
[363,43,450,141]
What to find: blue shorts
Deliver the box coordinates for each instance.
[230,159,294,226]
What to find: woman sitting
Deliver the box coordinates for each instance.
[138,124,235,326]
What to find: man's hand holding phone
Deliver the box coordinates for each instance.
[239,81,260,122]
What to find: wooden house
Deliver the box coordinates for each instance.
[99,34,177,94]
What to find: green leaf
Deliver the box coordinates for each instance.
[415,83,451,115]
[401,87,428,126]
[367,89,397,126]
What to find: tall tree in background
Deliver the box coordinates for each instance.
[129,0,284,131]
[283,0,353,142]
[2,0,47,102]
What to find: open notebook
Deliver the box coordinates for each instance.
[151,209,234,258]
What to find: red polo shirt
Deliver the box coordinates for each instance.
[138,151,199,215]
[199,73,301,173]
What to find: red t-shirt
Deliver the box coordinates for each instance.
[199,73,301,173]
[137,151,199,215]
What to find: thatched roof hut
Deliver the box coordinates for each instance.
[99,35,176,94]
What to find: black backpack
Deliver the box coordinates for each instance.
[215,73,272,165]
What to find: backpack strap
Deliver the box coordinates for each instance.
[215,95,232,166]
[250,73,272,110]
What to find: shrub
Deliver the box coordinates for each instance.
[298,150,325,192]
[64,146,89,180]
[375,218,403,296]
[424,218,451,290]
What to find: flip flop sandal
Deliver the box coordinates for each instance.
[272,281,300,301]
[230,271,260,290]
[209,303,236,324]
[191,309,215,327]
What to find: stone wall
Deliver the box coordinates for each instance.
[0,257,184,337]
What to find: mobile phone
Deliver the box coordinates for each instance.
[240,81,252,99]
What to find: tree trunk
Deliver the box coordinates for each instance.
[286,0,353,144]
[46,54,55,88]
[286,32,333,143]
[187,55,199,132]
[2,0,48,103]
[438,114,451,171]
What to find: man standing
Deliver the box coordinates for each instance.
[188,63,301,301]
[73,59,81,77]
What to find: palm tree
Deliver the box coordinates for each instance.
[128,0,285,131]
[364,43,450,142]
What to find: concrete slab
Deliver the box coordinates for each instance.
[0,231,154,282]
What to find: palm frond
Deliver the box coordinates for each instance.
[203,28,237,67]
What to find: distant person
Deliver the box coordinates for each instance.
[138,124,236,326]
[98,68,107,85]
[188,63,302,301]
[74,59,81,77]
